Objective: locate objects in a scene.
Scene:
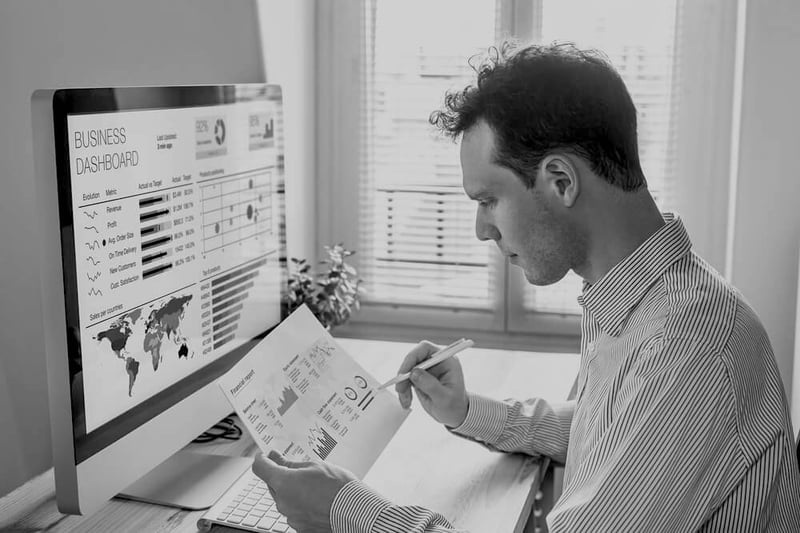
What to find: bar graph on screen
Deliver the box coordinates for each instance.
[208,255,270,350]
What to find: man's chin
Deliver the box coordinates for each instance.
[522,267,565,286]
[523,274,549,286]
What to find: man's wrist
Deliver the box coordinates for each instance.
[445,393,470,429]
[449,393,507,443]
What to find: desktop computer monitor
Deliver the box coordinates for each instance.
[31,84,285,515]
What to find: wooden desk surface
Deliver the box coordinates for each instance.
[0,338,578,533]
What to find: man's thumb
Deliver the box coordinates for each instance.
[266,449,313,469]
[268,449,289,466]
[252,451,285,483]
[410,368,445,400]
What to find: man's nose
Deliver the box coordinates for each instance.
[475,217,500,242]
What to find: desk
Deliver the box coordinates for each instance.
[0,339,578,533]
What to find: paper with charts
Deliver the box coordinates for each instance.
[218,305,409,478]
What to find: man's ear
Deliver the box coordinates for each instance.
[540,153,579,207]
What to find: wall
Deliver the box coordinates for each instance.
[0,0,266,498]
[258,0,317,264]
[727,0,800,403]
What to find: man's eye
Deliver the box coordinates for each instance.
[478,199,495,208]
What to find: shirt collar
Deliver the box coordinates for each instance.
[577,213,692,337]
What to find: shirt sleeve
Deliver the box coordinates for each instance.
[329,394,575,532]
[330,480,465,533]
[546,349,742,532]
[451,393,575,463]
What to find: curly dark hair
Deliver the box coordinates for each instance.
[430,41,646,191]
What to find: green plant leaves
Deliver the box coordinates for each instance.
[284,244,363,329]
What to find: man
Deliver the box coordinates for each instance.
[253,42,800,532]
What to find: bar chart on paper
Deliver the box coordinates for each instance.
[200,168,273,254]
[309,425,338,460]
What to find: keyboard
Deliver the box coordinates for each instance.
[197,469,295,533]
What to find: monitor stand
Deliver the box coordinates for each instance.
[117,450,252,510]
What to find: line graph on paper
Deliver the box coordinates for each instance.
[264,372,300,417]
[200,170,273,254]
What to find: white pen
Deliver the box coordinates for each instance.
[377,338,474,390]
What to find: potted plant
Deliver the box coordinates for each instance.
[284,244,363,330]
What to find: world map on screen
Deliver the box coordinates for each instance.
[94,295,193,396]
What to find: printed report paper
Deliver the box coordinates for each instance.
[218,305,409,477]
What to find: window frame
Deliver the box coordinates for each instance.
[314,0,737,351]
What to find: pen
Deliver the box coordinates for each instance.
[377,338,474,390]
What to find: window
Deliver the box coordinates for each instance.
[362,0,498,310]
[317,0,737,348]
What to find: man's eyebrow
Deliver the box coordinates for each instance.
[465,187,491,200]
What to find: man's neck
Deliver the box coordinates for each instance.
[575,191,666,285]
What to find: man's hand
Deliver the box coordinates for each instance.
[396,340,469,428]
[252,450,357,533]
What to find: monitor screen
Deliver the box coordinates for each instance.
[51,85,285,465]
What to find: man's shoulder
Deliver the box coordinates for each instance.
[658,252,741,351]
[660,252,771,351]
[660,254,788,448]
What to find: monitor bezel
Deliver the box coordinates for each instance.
[50,85,284,465]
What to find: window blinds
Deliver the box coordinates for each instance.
[359,0,679,316]
[359,0,497,308]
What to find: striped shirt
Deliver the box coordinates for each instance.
[330,214,800,532]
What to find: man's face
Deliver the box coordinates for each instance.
[460,121,579,285]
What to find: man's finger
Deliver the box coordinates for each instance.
[410,368,446,402]
[396,384,412,409]
[397,341,439,375]
[394,342,438,409]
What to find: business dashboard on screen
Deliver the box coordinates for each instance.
[57,89,283,462]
